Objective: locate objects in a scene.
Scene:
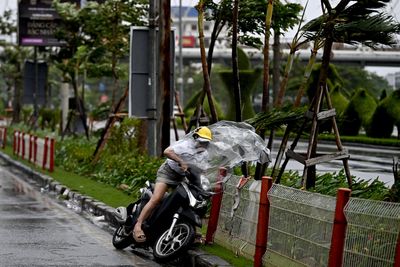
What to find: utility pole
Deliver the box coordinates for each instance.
[148,0,158,156]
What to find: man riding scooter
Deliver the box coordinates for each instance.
[133,126,213,243]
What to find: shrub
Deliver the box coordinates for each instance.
[90,101,111,121]
[384,89,400,138]
[366,104,394,138]
[39,108,61,131]
[184,90,224,123]
[55,117,165,197]
[340,88,377,136]
[331,84,349,116]
[278,169,390,201]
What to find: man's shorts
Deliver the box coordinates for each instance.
[156,162,185,186]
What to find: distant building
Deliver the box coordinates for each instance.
[386,72,400,90]
[171,6,229,49]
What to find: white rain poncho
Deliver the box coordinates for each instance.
[169,121,271,185]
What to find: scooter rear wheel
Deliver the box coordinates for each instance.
[153,222,195,261]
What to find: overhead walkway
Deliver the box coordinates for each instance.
[180,47,400,67]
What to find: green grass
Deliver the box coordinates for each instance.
[200,243,254,266]
[49,168,134,207]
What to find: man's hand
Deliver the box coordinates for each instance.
[179,161,189,172]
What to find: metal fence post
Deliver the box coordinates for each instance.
[205,167,226,244]
[328,188,351,267]
[254,176,273,267]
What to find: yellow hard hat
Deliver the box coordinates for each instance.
[193,126,212,141]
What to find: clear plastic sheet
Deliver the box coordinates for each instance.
[171,121,271,185]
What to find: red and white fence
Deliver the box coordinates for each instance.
[13,130,55,172]
[205,170,400,267]
[0,126,6,149]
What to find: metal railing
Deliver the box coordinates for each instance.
[207,173,400,267]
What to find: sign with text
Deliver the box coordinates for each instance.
[18,0,79,46]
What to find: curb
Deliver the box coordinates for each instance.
[0,151,232,267]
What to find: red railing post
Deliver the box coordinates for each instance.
[43,137,48,170]
[254,176,273,267]
[205,167,226,244]
[3,127,6,149]
[13,131,16,154]
[328,188,351,267]
[394,230,400,267]
[49,138,55,172]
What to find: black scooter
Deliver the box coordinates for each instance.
[112,172,212,262]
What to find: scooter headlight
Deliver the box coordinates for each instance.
[200,175,210,191]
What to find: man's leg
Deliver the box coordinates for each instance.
[133,182,169,242]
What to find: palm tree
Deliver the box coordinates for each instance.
[299,0,400,188]
[303,0,400,97]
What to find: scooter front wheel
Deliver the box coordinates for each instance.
[112,225,134,250]
[153,222,195,261]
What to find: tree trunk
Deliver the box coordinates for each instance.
[207,16,224,75]
[255,0,274,180]
[305,30,334,188]
[70,70,89,139]
[92,85,129,163]
[187,8,224,134]
[110,52,119,111]
[274,47,295,107]
[272,31,280,104]
[159,0,171,153]
[195,1,218,124]
[232,0,241,122]
[261,0,274,113]
[293,40,321,107]
[12,65,22,124]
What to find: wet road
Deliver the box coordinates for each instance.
[272,140,400,187]
[0,166,160,267]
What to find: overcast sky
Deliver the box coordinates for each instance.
[2,0,399,76]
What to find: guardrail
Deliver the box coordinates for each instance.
[206,170,400,267]
[13,130,55,172]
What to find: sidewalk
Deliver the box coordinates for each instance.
[0,151,232,267]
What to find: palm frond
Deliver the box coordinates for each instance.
[246,106,307,132]
[343,0,390,17]
[333,13,400,47]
